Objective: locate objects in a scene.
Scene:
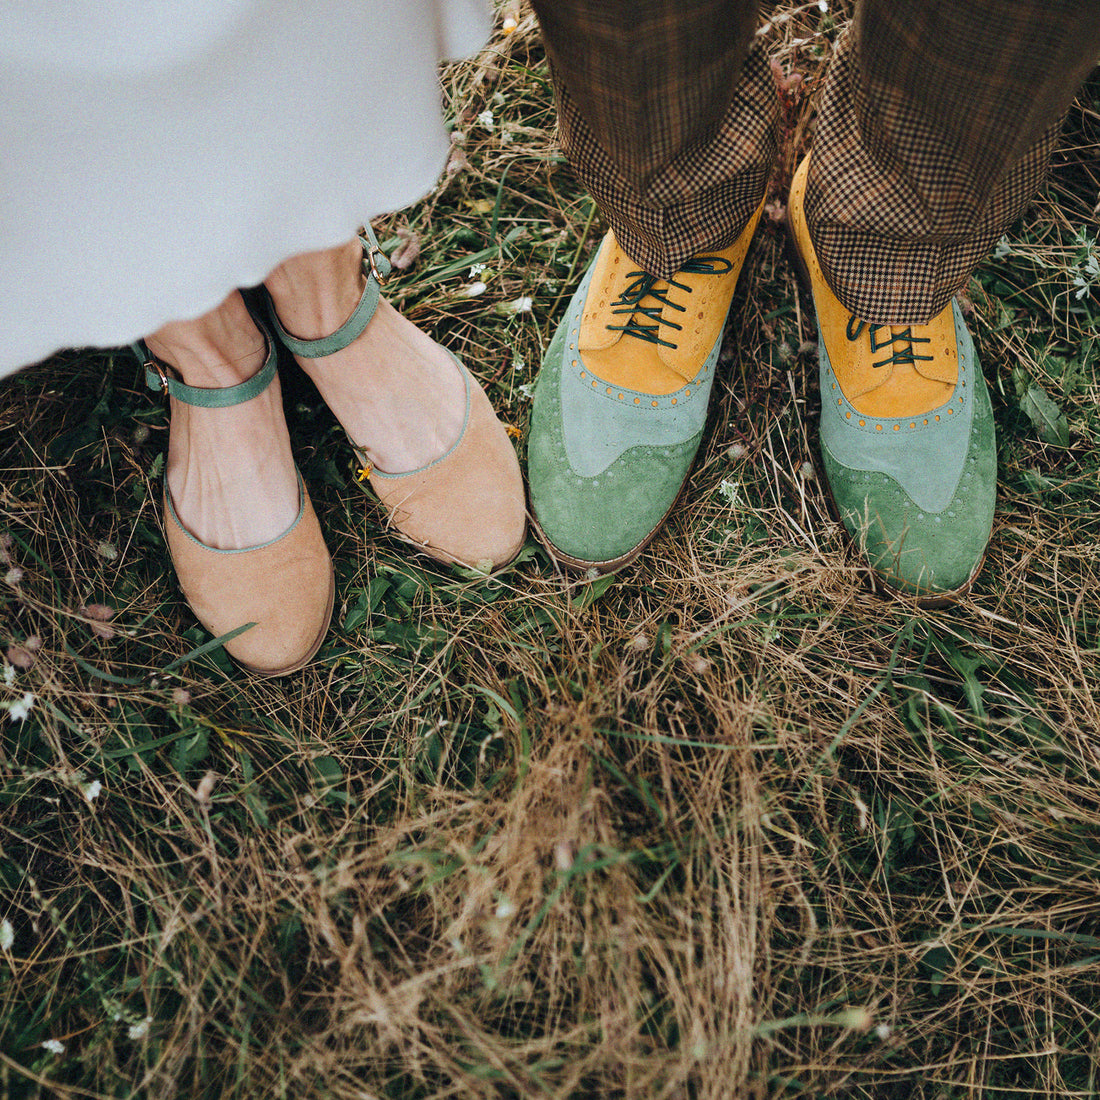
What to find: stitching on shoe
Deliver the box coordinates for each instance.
[365,353,473,481]
[165,470,307,554]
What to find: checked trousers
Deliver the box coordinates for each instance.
[529,0,1100,325]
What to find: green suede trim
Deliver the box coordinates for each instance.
[529,311,703,565]
[368,354,471,480]
[266,225,389,359]
[165,470,307,554]
[137,318,278,408]
[822,358,997,595]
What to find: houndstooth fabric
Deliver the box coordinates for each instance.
[533,0,1100,325]
[808,1,1100,323]
[530,0,776,279]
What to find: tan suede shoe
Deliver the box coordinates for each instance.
[266,227,526,572]
[366,357,525,570]
[137,328,334,675]
[163,477,334,674]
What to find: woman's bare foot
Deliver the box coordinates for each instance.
[264,238,466,473]
[145,290,300,550]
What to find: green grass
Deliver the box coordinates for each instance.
[2,5,1099,1097]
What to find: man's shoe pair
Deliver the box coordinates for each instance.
[529,160,996,601]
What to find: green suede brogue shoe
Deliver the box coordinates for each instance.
[788,157,997,602]
[528,205,763,571]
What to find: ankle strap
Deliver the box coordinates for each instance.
[266,225,392,359]
[135,318,278,408]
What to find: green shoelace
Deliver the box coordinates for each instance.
[846,317,933,369]
[607,256,734,350]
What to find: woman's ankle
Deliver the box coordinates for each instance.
[145,290,267,388]
[264,237,365,340]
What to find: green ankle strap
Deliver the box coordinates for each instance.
[135,318,278,408]
[265,225,392,359]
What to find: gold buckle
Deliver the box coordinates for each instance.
[357,225,388,286]
[365,245,388,286]
[145,358,171,395]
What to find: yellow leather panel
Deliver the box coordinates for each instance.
[577,201,765,396]
[788,158,957,418]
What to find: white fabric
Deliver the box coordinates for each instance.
[0,0,490,375]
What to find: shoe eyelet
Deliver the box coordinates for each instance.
[858,419,866,427]
[651,400,658,408]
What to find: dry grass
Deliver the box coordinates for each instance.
[2,4,1100,1098]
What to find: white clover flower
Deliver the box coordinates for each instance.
[511,355,525,372]
[462,281,488,298]
[510,296,533,314]
[2,663,14,686]
[719,479,740,506]
[500,130,514,144]
[494,899,516,919]
[7,692,35,723]
[82,780,103,803]
[518,383,536,401]
[817,0,828,10]
[41,1039,65,1055]
[477,109,495,133]
[876,1023,891,1040]
[469,262,487,278]
[0,918,13,950]
[127,1017,152,1040]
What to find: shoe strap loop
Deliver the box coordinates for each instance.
[136,318,278,408]
[266,225,389,359]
